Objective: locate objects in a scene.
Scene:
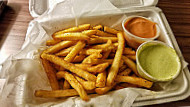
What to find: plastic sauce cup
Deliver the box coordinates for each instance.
[122,16,160,49]
[136,41,181,82]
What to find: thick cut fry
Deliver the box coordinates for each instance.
[54,33,90,41]
[82,30,97,36]
[87,37,118,45]
[46,39,62,46]
[41,54,97,81]
[107,32,125,86]
[122,56,139,76]
[89,39,113,52]
[95,83,116,95]
[35,89,95,98]
[56,71,89,101]
[104,26,119,34]
[79,49,102,55]
[93,25,103,30]
[126,55,136,61]
[41,59,59,90]
[55,46,74,56]
[45,41,75,54]
[96,30,116,37]
[64,41,86,62]
[75,63,109,73]
[115,75,153,88]
[74,75,96,90]
[72,54,86,63]
[63,80,71,89]
[119,68,132,76]
[53,24,91,37]
[96,71,107,87]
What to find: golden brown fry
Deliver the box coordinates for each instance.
[72,54,86,63]
[46,39,62,46]
[56,71,89,101]
[82,53,102,64]
[126,55,136,61]
[107,32,125,86]
[102,49,112,59]
[96,30,116,37]
[114,85,124,90]
[41,54,97,81]
[96,71,107,88]
[45,41,75,54]
[122,56,139,76]
[74,75,96,90]
[82,30,97,36]
[54,33,90,41]
[53,64,65,71]
[89,39,113,51]
[115,75,153,88]
[53,24,91,37]
[41,59,59,90]
[79,49,102,55]
[35,89,95,98]
[95,83,116,95]
[118,64,128,73]
[104,26,119,34]
[64,41,86,62]
[119,68,132,76]
[55,46,74,56]
[75,63,109,73]
[93,25,103,30]
[63,80,71,89]
[87,37,118,45]
[119,83,138,88]
[123,48,136,55]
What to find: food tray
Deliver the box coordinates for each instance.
[0,0,190,106]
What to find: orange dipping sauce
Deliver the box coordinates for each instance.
[125,17,157,38]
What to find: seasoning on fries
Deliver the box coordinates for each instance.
[36,24,154,101]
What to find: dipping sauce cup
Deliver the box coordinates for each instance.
[136,41,181,82]
[122,16,160,49]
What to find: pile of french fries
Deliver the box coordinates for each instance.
[35,24,153,101]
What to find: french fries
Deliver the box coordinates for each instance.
[106,32,125,86]
[37,24,154,101]
[56,71,89,101]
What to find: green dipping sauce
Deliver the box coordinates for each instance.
[138,43,180,80]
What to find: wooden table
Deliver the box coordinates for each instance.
[0,0,189,106]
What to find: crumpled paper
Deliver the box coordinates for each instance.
[0,0,189,107]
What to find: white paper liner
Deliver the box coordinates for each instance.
[0,0,189,107]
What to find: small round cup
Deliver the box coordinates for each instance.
[122,16,160,49]
[136,41,181,82]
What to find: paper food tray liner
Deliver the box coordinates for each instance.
[0,0,190,107]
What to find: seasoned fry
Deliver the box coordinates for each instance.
[96,30,116,37]
[102,49,112,59]
[63,80,71,89]
[56,71,89,101]
[114,85,124,90]
[41,59,59,90]
[104,26,119,34]
[95,83,116,94]
[115,75,153,88]
[74,75,96,90]
[87,37,118,45]
[82,53,102,64]
[93,25,103,30]
[107,32,125,86]
[72,54,86,63]
[89,40,113,52]
[41,54,97,81]
[122,56,139,76]
[46,39,62,46]
[35,89,95,98]
[53,24,91,37]
[75,63,109,73]
[118,65,128,73]
[54,33,90,41]
[55,46,74,56]
[119,68,132,76]
[123,48,136,55]
[64,41,86,62]
[79,49,102,55]
[126,55,136,61]
[82,30,97,36]
[45,41,75,54]
[96,71,107,87]
[119,83,138,88]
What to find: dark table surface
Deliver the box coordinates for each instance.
[0,0,190,106]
